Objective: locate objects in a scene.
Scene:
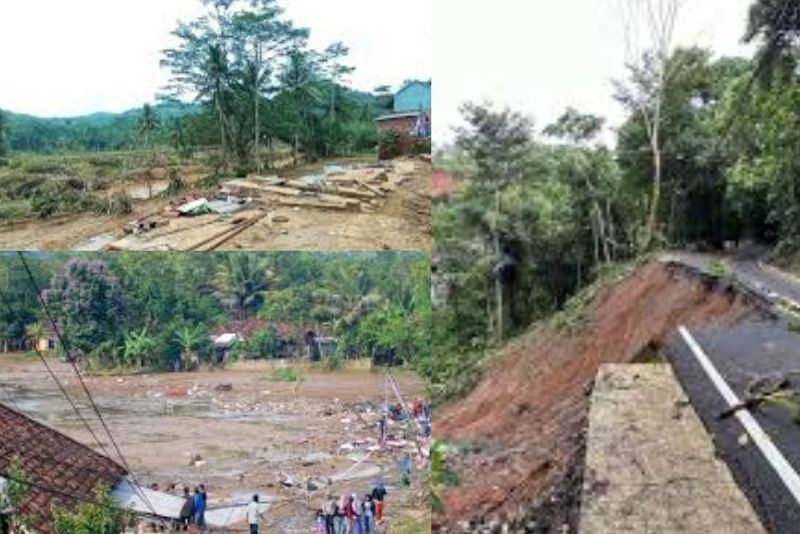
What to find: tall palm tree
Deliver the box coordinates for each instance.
[219,254,274,319]
[137,104,161,199]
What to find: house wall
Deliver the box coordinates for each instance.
[377,115,417,134]
[394,82,432,113]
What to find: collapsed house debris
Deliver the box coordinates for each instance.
[96,158,427,252]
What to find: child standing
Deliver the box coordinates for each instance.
[315,510,326,534]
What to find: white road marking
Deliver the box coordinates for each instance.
[679,326,800,507]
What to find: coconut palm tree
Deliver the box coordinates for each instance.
[218,254,275,320]
[136,104,161,198]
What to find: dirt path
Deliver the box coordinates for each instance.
[0,358,428,532]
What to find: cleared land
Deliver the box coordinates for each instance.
[0,151,431,251]
[0,357,429,533]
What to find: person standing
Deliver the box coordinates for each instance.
[353,494,364,534]
[315,509,326,534]
[362,494,374,534]
[0,476,12,534]
[192,486,206,529]
[247,494,265,534]
[371,483,386,525]
[336,494,347,534]
[323,494,337,534]
[178,486,194,530]
[378,412,387,446]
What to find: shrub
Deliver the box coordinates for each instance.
[52,485,131,534]
[269,366,305,383]
[378,130,403,160]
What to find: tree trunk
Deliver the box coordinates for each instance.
[493,184,503,344]
[254,44,262,173]
[645,132,662,250]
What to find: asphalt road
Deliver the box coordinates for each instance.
[668,321,800,534]
[664,254,800,534]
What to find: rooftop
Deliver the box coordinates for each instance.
[0,403,127,532]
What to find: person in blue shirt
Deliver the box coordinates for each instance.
[192,486,206,529]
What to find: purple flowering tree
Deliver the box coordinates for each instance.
[43,258,125,358]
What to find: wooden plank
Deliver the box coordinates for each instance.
[277,197,350,210]
[246,174,284,185]
[331,186,375,199]
[355,179,386,197]
[223,180,303,196]
[317,193,361,208]
[284,179,375,200]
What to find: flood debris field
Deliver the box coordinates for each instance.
[0,155,431,252]
[0,358,428,533]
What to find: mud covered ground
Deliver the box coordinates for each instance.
[0,357,430,532]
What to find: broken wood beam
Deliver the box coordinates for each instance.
[277,197,351,210]
[223,180,303,196]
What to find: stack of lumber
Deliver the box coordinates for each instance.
[220,165,397,211]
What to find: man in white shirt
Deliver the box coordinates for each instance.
[247,494,265,534]
[0,475,12,534]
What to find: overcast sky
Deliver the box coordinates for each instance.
[0,0,431,117]
[434,0,756,144]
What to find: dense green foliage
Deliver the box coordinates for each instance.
[432,0,800,401]
[159,0,386,171]
[52,486,130,534]
[3,103,193,152]
[0,252,431,375]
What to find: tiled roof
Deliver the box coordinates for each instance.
[0,403,127,533]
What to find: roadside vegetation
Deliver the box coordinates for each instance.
[432,0,800,403]
[0,252,431,378]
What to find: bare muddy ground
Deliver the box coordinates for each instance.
[0,357,428,532]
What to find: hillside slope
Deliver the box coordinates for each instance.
[434,261,767,532]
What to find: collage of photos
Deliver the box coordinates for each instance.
[6,0,800,533]
[0,0,431,533]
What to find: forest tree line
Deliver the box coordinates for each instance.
[0,252,431,375]
[431,0,800,400]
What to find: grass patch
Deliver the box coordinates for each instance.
[266,367,305,383]
[787,314,800,334]
[0,148,204,221]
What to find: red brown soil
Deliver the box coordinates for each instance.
[433,261,759,530]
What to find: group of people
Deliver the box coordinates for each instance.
[315,483,387,534]
[175,484,208,530]
[379,398,432,444]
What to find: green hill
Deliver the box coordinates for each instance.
[4,102,198,152]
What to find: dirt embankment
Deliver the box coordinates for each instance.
[433,261,764,532]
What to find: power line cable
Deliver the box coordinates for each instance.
[0,284,112,460]
[13,253,159,517]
